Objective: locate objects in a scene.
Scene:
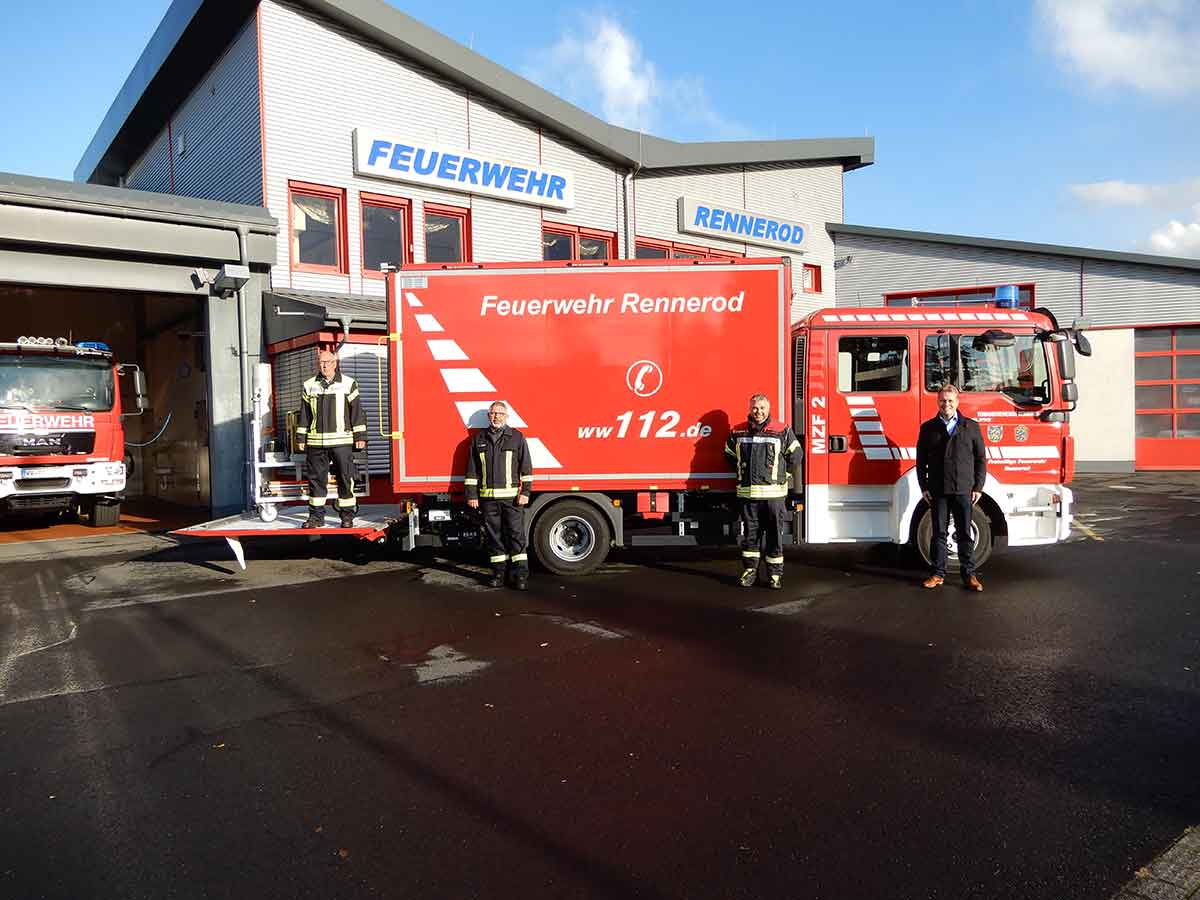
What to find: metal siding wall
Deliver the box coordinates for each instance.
[121,17,261,206]
[339,344,390,476]
[633,166,745,255]
[272,346,312,439]
[172,16,263,206]
[539,132,620,235]
[832,232,1082,323]
[125,130,171,193]
[1083,260,1200,327]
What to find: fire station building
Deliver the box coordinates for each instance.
[2,0,1196,520]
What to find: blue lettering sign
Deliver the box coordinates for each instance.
[481,161,511,188]
[790,226,805,245]
[547,175,566,201]
[778,223,792,242]
[753,218,766,238]
[526,170,549,195]
[389,144,414,172]
[694,205,711,227]
[459,157,481,184]
[738,214,754,237]
[436,153,460,180]
[509,167,528,192]
[765,220,779,241]
[710,209,725,230]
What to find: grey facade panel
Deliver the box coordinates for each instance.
[832,232,1083,324]
[1082,260,1200,327]
[126,129,172,194]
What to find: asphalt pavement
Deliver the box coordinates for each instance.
[1,474,1197,900]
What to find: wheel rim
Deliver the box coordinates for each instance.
[548,516,596,563]
[945,521,979,558]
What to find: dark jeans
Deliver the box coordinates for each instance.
[930,493,976,581]
[481,498,528,575]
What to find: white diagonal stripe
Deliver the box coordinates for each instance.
[427,339,468,361]
[858,434,888,446]
[850,408,879,417]
[440,368,496,393]
[454,401,527,428]
[864,447,893,460]
[526,437,562,469]
[1000,446,1059,459]
[405,292,424,308]
[415,314,443,332]
[854,421,884,433]
[846,396,875,405]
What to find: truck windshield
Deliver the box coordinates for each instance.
[0,356,115,412]
[958,334,1050,405]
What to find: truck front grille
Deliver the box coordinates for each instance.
[14,478,71,491]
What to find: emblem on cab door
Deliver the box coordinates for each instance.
[1015,425,1029,443]
[987,425,1003,442]
[625,360,663,398]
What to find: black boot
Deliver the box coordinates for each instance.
[301,511,325,529]
[339,509,356,528]
[512,571,529,591]
[487,570,504,588]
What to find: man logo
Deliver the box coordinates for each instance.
[987,425,1003,442]
[625,360,663,398]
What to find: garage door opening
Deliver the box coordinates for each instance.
[2,283,214,536]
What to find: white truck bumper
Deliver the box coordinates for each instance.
[0,461,126,503]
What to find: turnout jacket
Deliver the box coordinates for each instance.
[915,414,987,496]
[724,417,801,500]
[297,371,366,448]
[465,425,533,501]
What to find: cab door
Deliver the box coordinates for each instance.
[821,328,920,539]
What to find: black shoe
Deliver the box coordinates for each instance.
[513,576,529,591]
[339,513,356,529]
[487,574,504,588]
[739,568,758,588]
[301,515,325,529]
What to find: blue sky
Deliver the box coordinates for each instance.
[3,0,1199,256]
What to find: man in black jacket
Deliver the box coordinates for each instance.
[465,401,533,590]
[914,383,987,592]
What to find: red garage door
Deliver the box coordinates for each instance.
[1135,325,1200,470]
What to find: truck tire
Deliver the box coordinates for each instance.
[532,499,612,576]
[89,500,122,528]
[915,502,993,572]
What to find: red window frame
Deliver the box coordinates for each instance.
[634,236,744,261]
[288,180,348,275]
[883,282,1036,308]
[801,263,823,294]
[423,203,472,263]
[359,191,413,279]
[544,222,617,261]
[1134,325,1200,439]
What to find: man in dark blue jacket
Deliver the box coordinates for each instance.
[914,383,987,592]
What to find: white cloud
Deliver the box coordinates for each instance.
[1036,0,1200,95]
[523,17,754,140]
[1148,205,1200,256]
[1069,177,1200,208]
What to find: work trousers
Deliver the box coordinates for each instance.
[929,493,976,581]
[481,498,528,576]
[739,497,787,577]
[305,445,357,517]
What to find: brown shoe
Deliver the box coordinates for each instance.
[922,575,944,589]
[964,575,983,592]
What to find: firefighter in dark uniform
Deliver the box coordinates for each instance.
[465,401,533,589]
[725,393,802,589]
[296,349,367,528]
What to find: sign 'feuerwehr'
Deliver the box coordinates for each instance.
[353,128,575,210]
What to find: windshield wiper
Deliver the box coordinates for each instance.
[1,402,35,412]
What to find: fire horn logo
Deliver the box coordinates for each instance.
[625,360,663,398]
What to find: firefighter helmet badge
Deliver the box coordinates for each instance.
[987,425,1003,442]
[1015,425,1029,443]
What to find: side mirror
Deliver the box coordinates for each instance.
[1061,381,1079,403]
[1073,330,1092,357]
[1056,339,1076,381]
[974,329,1016,349]
[132,369,149,413]
[1040,410,1068,423]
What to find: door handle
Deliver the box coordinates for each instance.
[829,435,848,453]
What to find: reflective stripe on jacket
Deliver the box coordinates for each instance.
[464,426,533,501]
[724,418,801,500]
[297,371,366,448]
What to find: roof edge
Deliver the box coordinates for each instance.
[828,222,1200,272]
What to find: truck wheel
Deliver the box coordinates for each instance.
[915,503,993,572]
[532,499,611,576]
[89,500,122,528]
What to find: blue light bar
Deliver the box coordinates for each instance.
[993,285,1020,308]
[76,341,111,352]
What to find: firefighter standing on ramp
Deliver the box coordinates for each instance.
[465,401,533,589]
[296,349,367,528]
[725,393,801,589]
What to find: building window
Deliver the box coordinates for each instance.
[289,181,347,273]
[424,204,471,263]
[1135,325,1200,439]
[543,223,616,261]
[884,283,1035,307]
[801,264,822,293]
[360,192,412,277]
[634,237,743,261]
[837,336,910,393]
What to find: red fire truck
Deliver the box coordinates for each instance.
[0,337,147,526]
[181,259,1088,573]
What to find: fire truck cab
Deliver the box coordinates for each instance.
[793,304,1089,567]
